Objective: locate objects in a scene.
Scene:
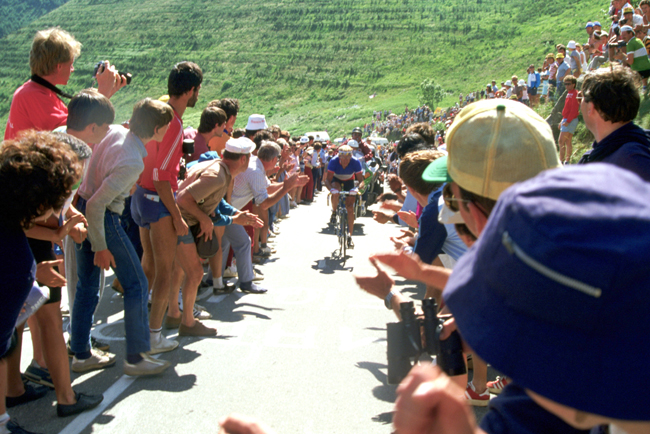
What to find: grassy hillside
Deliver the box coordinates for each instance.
[0,0,70,38]
[0,0,607,137]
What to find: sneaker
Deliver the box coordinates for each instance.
[240,283,268,294]
[56,391,103,418]
[486,376,510,395]
[192,305,212,320]
[148,333,179,355]
[213,281,236,295]
[67,337,110,358]
[267,232,276,239]
[223,266,237,279]
[179,320,217,337]
[258,246,273,256]
[347,237,354,249]
[71,349,117,373]
[252,255,264,264]
[5,420,41,434]
[464,382,490,407]
[24,363,54,389]
[290,201,297,209]
[123,353,170,376]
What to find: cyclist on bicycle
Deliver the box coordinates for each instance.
[325,143,365,248]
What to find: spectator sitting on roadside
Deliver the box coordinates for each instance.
[615,25,650,91]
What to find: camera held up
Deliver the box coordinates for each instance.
[93,61,132,85]
[387,299,466,384]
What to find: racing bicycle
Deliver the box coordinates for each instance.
[329,190,357,257]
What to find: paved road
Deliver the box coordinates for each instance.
[12,189,489,434]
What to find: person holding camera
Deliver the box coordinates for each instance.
[73,98,174,376]
[4,27,126,141]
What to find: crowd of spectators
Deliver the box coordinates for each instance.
[2,4,650,433]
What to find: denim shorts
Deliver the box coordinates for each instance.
[177,228,194,245]
[131,185,172,229]
[560,118,579,134]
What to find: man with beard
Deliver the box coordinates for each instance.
[130,61,203,354]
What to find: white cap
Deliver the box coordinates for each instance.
[567,40,577,49]
[505,80,512,87]
[225,137,255,154]
[347,139,359,148]
[245,114,268,131]
[300,136,309,144]
[621,25,634,33]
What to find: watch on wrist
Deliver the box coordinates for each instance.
[384,290,397,310]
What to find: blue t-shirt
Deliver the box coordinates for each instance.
[480,383,590,434]
[327,155,363,181]
[0,223,36,358]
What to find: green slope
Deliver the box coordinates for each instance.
[0,0,70,39]
[0,0,606,137]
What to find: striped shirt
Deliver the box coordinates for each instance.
[231,156,270,209]
[139,109,183,191]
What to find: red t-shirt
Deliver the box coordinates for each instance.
[4,80,68,140]
[138,109,183,192]
[562,90,580,124]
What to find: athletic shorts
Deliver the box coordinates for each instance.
[26,237,61,304]
[131,185,172,229]
[527,87,538,96]
[332,178,355,191]
[637,68,650,79]
[560,118,579,134]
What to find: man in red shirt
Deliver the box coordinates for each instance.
[4,27,126,141]
[130,61,203,354]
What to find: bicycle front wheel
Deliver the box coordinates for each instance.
[339,210,347,256]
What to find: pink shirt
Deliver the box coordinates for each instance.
[4,80,68,140]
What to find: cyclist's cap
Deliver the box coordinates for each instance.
[347,139,359,148]
[225,137,255,154]
[422,155,452,183]
[443,99,559,201]
[300,136,309,144]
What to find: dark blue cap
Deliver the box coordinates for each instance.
[444,164,650,421]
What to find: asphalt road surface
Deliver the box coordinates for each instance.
[12,189,489,434]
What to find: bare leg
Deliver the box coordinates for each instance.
[558,132,567,162]
[471,354,488,394]
[148,216,178,330]
[5,325,25,398]
[139,226,154,291]
[345,196,355,236]
[209,227,224,278]
[175,243,204,327]
[166,260,184,320]
[0,359,7,415]
[565,132,573,163]
[34,303,76,405]
[27,316,46,368]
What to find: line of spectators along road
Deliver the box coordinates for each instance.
[3,16,650,434]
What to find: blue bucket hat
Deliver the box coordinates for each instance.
[585,21,594,28]
[443,164,650,421]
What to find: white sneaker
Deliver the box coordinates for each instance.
[124,353,170,376]
[71,349,117,373]
[259,246,273,256]
[290,201,297,208]
[223,266,237,279]
[192,305,212,319]
[149,333,179,354]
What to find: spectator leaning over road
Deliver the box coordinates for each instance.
[615,25,650,91]
[131,61,203,354]
[172,136,263,333]
[0,132,93,433]
[366,100,564,413]
[73,99,174,375]
[559,75,580,165]
[578,66,650,180]
[393,164,650,434]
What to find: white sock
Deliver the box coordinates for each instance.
[213,276,223,288]
[0,413,10,434]
[150,328,162,339]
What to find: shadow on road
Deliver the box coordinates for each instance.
[312,255,354,274]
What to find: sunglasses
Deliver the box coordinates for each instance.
[442,183,471,212]
[339,151,352,156]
